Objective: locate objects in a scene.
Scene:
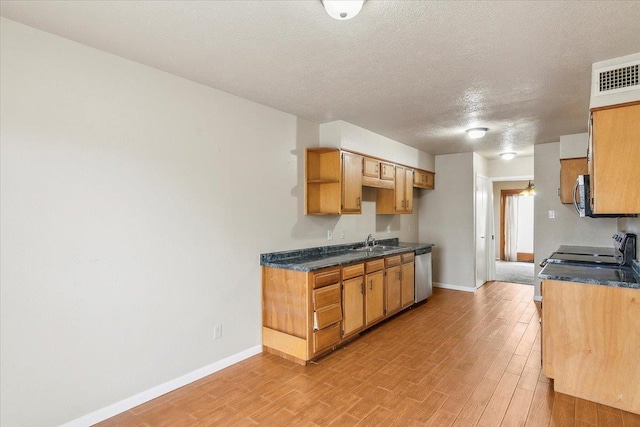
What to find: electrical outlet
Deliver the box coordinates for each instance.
[386,225,391,233]
[327,230,333,240]
[214,324,222,340]
[341,230,345,239]
[548,210,556,219]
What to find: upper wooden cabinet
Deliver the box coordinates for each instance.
[362,157,395,189]
[414,169,435,190]
[305,148,362,215]
[376,166,414,214]
[559,157,587,204]
[589,102,640,214]
[306,147,432,215]
[341,152,363,214]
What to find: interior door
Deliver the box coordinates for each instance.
[475,174,489,288]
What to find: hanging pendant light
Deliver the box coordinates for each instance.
[322,0,364,20]
[520,181,536,196]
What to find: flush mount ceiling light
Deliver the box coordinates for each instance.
[500,152,516,160]
[466,127,489,139]
[520,181,536,196]
[322,0,364,20]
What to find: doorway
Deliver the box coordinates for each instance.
[493,181,535,285]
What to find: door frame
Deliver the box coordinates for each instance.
[500,189,535,261]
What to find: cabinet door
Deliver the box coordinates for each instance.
[394,166,406,212]
[341,152,363,214]
[404,169,414,213]
[365,270,385,325]
[363,158,380,178]
[401,261,415,308]
[591,103,640,214]
[380,162,395,181]
[385,266,402,315]
[423,171,434,189]
[559,158,587,204]
[342,276,364,336]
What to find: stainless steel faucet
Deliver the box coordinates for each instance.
[364,234,375,247]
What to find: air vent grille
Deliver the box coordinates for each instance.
[598,64,639,92]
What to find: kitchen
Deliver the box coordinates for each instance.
[1,1,640,426]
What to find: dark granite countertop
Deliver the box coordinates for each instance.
[260,239,434,272]
[538,260,640,289]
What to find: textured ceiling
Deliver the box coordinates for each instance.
[2,1,639,159]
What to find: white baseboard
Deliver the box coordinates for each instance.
[433,282,477,293]
[533,295,542,302]
[61,345,262,427]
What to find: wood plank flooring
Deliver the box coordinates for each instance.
[96,281,640,426]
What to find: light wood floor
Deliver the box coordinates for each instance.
[97,281,640,426]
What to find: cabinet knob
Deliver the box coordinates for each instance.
[369,280,373,290]
[357,197,361,207]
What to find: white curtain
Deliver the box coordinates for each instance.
[504,195,519,261]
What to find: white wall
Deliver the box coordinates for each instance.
[487,155,534,179]
[320,121,435,171]
[0,19,430,426]
[533,142,617,297]
[419,152,475,290]
[559,133,588,159]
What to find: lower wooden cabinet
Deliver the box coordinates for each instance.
[313,323,341,353]
[542,279,640,414]
[385,266,402,315]
[401,255,415,308]
[342,276,364,336]
[262,251,417,365]
[365,264,385,325]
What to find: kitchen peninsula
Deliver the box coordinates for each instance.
[539,256,640,415]
[260,239,433,365]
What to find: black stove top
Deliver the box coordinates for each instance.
[544,233,637,268]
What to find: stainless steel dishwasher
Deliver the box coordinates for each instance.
[414,247,433,303]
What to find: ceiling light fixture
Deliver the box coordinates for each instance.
[520,181,536,196]
[322,0,364,20]
[500,152,516,160]
[466,127,489,139]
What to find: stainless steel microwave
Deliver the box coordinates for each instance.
[573,174,590,217]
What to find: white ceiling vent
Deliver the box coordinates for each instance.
[590,53,640,109]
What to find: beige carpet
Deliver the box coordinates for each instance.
[495,260,535,285]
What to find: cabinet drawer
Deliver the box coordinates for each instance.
[313,284,341,310]
[314,323,341,353]
[366,259,385,274]
[401,253,414,263]
[385,255,401,267]
[342,263,365,280]
[313,268,341,289]
[314,304,342,330]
